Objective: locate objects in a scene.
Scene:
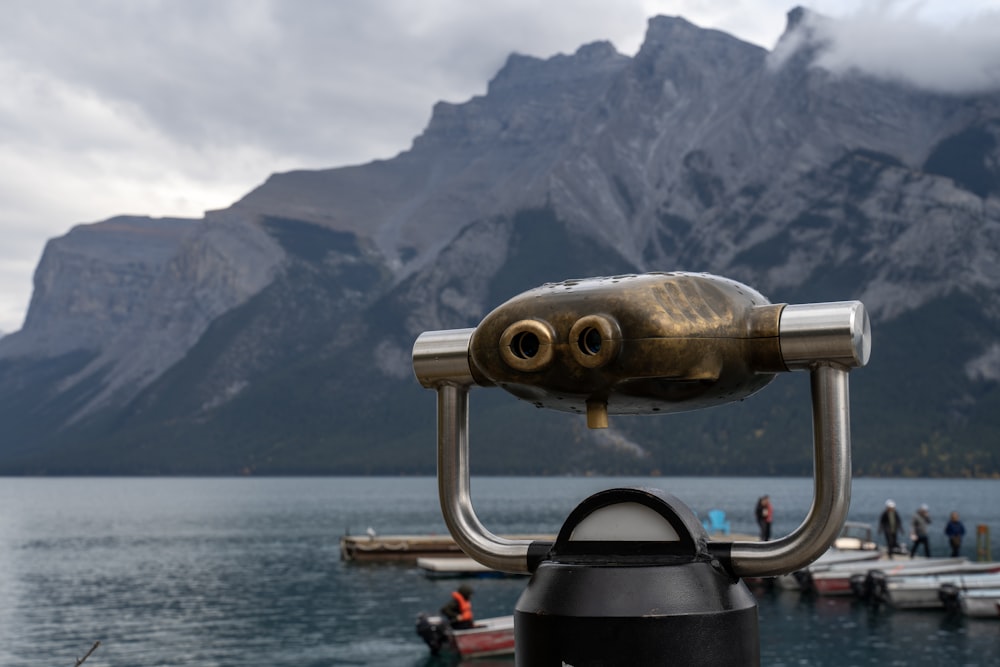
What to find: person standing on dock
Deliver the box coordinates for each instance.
[755,495,773,541]
[878,499,904,558]
[944,511,966,557]
[909,504,932,558]
[441,584,475,629]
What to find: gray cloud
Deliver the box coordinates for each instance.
[777,3,1000,93]
[0,0,651,164]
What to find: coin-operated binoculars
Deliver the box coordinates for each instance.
[412,272,870,666]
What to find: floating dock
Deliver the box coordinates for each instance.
[417,556,530,579]
[340,533,553,563]
[341,529,768,563]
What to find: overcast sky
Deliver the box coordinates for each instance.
[1,1,999,334]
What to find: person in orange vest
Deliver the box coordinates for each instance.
[441,584,474,629]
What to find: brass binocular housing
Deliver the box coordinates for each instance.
[458,272,869,428]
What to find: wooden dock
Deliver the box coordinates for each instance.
[340,533,553,563]
[341,530,772,563]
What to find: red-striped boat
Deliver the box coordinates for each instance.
[416,613,515,659]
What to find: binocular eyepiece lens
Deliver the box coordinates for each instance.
[578,327,602,355]
[498,319,556,371]
[512,331,541,359]
[569,315,620,369]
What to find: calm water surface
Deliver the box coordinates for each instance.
[0,476,997,666]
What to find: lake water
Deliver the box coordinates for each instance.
[0,476,997,666]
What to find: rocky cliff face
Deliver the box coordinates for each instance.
[0,214,284,418]
[1,9,998,475]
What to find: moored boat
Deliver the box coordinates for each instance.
[775,522,882,591]
[870,567,1000,609]
[777,547,883,591]
[832,521,879,551]
[805,557,967,596]
[944,586,1000,618]
[854,559,1000,603]
[416,613,516,658]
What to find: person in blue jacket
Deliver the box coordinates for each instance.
[944,511,966,558]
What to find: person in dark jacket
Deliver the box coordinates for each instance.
[441,584,474,629]
[909,504,932,558]
[755,495,773,541]
[944,511,966,558]
[878,499,904,558]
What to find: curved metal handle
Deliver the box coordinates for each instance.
[414,329,534,573]
[725,363,852,577]
[723,301,868,577]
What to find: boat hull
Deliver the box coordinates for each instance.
[875,569,1000,609]
[807,557,967,597]
[453,616,516,658]
[778,547,881,591]
[416,614,515,659]
[958,588,1000,618]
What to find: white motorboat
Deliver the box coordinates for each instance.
[776,547,883,591]
[943,586,1000,618]
[870,567,1000,609]
[805,557,967,596]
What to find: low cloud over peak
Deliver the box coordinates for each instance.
[772,4,1000,94]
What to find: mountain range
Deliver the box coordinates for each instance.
[2,7,999,476]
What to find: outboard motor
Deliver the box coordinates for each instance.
[849,572,872,601]
[413,272,871,666]
[868,570,890,609]
[793,569,816,595]
[415,613,452,656]
[939,583,962,613]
